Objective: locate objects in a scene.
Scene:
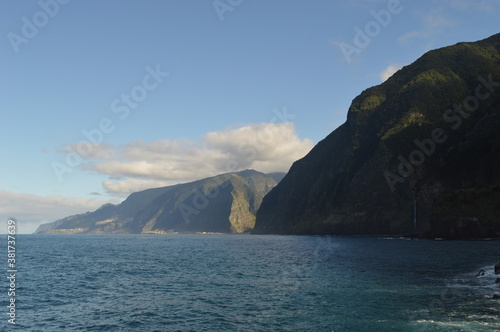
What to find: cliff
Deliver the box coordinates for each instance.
[254,33,500,239]
[36,170,284,234]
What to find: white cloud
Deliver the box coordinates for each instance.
[0,190,118,234]
[78,123,314,196]
[379,64,404,82]
[64,143,115,160]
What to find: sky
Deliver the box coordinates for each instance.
[1,0,499,233]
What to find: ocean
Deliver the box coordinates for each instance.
[2,234,499,331]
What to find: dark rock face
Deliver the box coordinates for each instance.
[254,33,500,238]
[36,170,284,234]
[495,263,500,275]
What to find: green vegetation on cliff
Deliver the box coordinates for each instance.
[254,33,500,238]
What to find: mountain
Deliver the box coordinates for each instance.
[254,33,500,239]
[36,170,284,234]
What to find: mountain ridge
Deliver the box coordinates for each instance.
[36,169,284,234]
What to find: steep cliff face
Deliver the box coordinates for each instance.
[254,33,500,238]
[36,170,283,234]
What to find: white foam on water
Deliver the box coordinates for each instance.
[408,263,500,330]
[412,318,500,331]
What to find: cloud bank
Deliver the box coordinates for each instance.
[77,122,314,196]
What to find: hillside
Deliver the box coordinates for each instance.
[36,170,284,234]
[254,33,500,239]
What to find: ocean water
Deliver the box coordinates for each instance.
[2,234,499,331]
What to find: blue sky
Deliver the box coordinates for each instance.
[1,0,499,233]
